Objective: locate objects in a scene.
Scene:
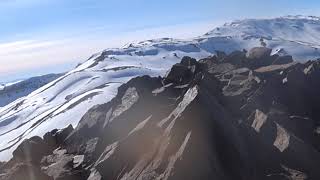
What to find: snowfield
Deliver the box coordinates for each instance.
[0,74,62,107]
[1,15,320,161]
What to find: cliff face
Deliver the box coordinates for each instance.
[1,48,320,180]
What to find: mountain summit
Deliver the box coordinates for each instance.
[204,15,320,59]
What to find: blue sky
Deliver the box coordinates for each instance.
[1,0,320,82]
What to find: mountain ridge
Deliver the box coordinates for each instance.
[1,16,320,161]
[1,49,320,179]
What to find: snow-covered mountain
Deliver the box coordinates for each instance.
[0,74,63,108]
[204,15,320,60]
[2,49,320,180]
[1,15,320,161]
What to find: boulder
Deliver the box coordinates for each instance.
[41,149,89,180]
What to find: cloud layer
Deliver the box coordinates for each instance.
[0,21,218,81]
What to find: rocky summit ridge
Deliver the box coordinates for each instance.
[1,47,320,180]
[3,16,320,162]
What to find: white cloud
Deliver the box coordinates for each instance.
[0,21,219,80]
[0,40,61,56]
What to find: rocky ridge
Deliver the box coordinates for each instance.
[3,16,320,161]
[1,47,320,180]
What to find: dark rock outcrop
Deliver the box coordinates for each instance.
[0,163,52,180]
[1,48,320,180]
[12,136,51,164]
[0,126,74,180]
[247,47,272,59]
[43,125,74,148]
[272,55,294,65]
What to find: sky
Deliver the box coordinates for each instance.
[1,0,320,82]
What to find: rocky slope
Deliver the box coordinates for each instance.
[1,48,320,180]
[2,16,320,161]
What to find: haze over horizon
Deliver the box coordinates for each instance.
[1,0,320,82]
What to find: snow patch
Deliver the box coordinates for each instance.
[129,115,152,135]
[158,85,199,128]
[111,87,139,122]
[251,109,268,133]
[273,123,290,152]
[158,131,192,180]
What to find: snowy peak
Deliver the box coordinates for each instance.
[205,15,320,47]
[282,15,320,20]
[84,15,320,64]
